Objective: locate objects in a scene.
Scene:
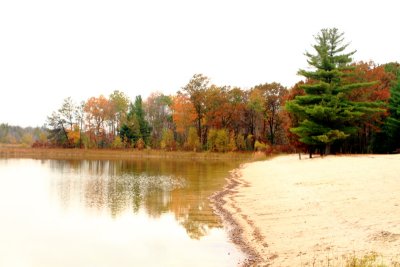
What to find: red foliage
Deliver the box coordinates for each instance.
[281,81,308,152]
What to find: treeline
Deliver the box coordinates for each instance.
[37,28,400,154]
[44,80,289,152]
[0,123,47,146]
[42,62,399,154]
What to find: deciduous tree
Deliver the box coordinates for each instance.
[145,92,172,148]
[84,95,111,147]
[252,82,287,145]
[109,90,130,136]
[181,74,209,145]
[171,94,197,143]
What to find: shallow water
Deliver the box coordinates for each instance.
[0,158,244,267]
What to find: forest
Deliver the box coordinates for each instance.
[2,28,399,155]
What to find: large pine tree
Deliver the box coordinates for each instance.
[380,64,400,152]
[286,28,380,157]
[387,75,400,150]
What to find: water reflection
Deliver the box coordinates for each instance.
[0,158,244,266]
[48,158,239,239]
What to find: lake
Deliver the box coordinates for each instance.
[0,158,244,267]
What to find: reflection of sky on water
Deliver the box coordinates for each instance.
[0,158,244,266]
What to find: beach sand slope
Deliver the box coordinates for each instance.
[223,154,400,266]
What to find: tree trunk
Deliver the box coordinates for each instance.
[79,119,83,148]
[269,119,274,145]
[61,124,70,147]
[325,144,331,155]
[197,118,202,145]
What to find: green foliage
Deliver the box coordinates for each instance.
[119,96,151,147]
[37,55,398,153]
[46,111,70,146]
[133,96,151,144]
[387,80,400,133]
[120,113,141,147]
[374,70,400,152]
[286,28,384,155]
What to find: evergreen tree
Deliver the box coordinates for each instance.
[386,73,400,150]
[120,96,151,147]
[119,112,141,147]
[133,96,150,145]
[286,28,381,157]
[375,64,400,152]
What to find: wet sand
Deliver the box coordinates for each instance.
[212,154,400,266]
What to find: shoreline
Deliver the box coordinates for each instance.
[212,154,400,266]
[209,165,263,266]
[0,147,262,161]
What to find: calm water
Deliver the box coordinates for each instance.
[0,158,244,267]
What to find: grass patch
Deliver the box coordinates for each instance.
[0,147,267,161]
[300,251,400,267]
[346,252,386,267]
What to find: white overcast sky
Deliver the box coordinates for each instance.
[0,0,399,127]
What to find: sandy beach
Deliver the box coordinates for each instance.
[214,154,400,266]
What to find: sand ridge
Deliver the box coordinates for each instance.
[215,154,400,266]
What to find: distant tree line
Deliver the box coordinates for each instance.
[0,124,47,146]
[43,81,290,152]
[3,28,399,155]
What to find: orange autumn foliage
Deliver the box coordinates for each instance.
[347,61,392,102]
[346,62,393,132]
[171,94,197,135]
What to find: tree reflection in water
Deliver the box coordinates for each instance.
[48,158,240,239]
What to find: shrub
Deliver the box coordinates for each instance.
[246,134,254,150]
[228,131,237,152]
[21,133,34,146]
[236,134,246,151]
[207,129,218,151]
[254,140,268,152]
[345,252,384,267]
[215,129,229,152]
[161,129,176,151]
[135,138,145,150]
[184,127,201,151]
[111,136,124,149]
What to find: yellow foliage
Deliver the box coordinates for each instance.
[67,126,81,146]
